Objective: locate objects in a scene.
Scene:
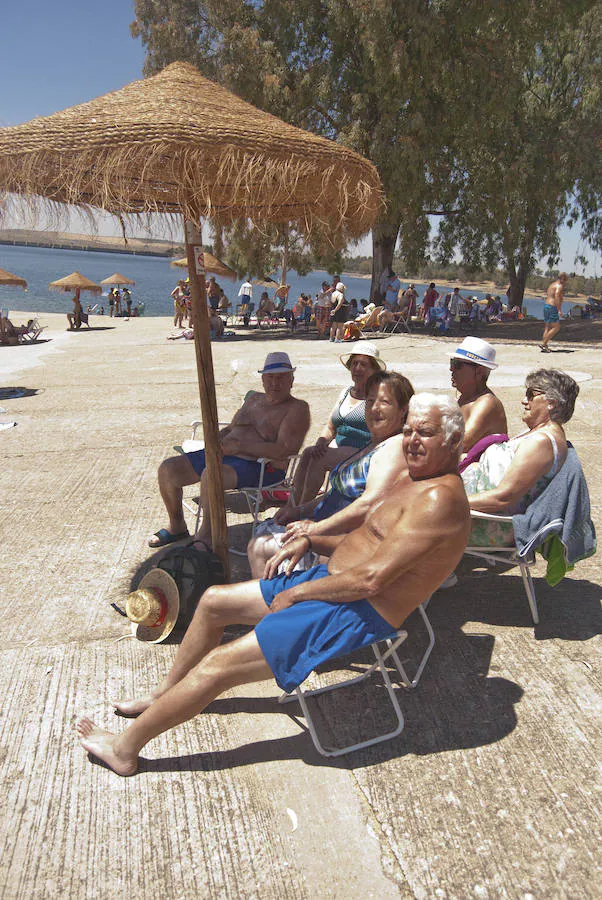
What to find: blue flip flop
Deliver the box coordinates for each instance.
[148,528,190,549]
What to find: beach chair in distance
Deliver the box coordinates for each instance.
[357,306,383,336]
[19,318,46,343]
[277,598,435,757]
[387,307,413,335]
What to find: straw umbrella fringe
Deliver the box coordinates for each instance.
[100,273,136,287]
[0,63,382,240]
[0,267,27,288]
[49,272,102,293]
[171,254,237,281]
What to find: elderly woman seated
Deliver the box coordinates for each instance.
[463,368,579,545]
[286,343,386,507]
[248,371,414,578]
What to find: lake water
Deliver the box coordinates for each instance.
[0,243,560,320]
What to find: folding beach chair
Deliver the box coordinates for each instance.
[464,448,596,625]
[387,307,413,335]
[177,419,300,551]
[358,306,383,336]
[19,318,46,343]
[465,510,541,623]
[278,599,435,757]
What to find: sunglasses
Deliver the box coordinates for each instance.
[450,359,476,370]
[525,388,545,400]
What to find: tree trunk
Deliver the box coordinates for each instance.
[280,224,289,286]
[506,268,528,309]
[371,220,401,302]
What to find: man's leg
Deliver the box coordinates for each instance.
[78,629,272,776]
[115,579,267,715]
[155,454,201,539]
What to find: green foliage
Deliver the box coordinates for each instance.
[131,1,601,304]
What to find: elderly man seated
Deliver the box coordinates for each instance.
[448,337,508,462]
[149,351,310,550]
[78,393,470,775]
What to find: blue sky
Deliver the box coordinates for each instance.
[1,1,598,276]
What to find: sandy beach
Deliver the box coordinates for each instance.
[0,314,600,897]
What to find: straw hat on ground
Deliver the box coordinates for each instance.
[127,569,180,643]
[340,341,386,371]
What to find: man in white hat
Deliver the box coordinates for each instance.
[448,337,507,454]
[77,393,470,775]
[148,351,310,551]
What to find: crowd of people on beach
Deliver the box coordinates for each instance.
[76,333,594,776]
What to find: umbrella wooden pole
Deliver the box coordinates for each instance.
[184,219,230,579]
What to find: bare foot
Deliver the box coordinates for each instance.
[76,718,138,776]
[112,694,156,717]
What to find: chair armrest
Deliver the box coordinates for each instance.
[470,510,513,523]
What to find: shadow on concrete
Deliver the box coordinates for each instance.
[454,561,601,641]
[105,627,522,775]
[0,386,40,400]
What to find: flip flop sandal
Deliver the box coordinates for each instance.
[148,528,190,548]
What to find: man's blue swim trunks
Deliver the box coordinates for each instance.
[255,564,398,693]
[543,303,560,323]
[185,448,286,487]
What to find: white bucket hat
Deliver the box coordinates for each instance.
[340,341,386,371]
[448,336,498,370]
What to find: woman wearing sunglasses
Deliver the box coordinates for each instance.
[462,368,579,545]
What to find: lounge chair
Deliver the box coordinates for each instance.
[19,318,46,343]
[357,306,383,336]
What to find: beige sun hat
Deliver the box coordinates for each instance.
[127,568,180,643]
[340,341,386,371]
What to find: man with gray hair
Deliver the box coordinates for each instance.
[77,393,471,776]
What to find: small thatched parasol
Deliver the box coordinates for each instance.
[0,61,382,573]
[0,267,27,289]
[253,276,279,289]
[170,253,237,281]
[49,271,102,294]
[100,272,136,287]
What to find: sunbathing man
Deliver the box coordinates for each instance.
[77,393,470,776]
[541,272,567,352]
[449,337,508,456]
[149,351,310,549]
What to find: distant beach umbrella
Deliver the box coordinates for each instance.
[0,267,27,289]
[170,254,236,281]
[252,277,279,289]
[100,272,136,287]
[49,271,102,294]
[0,61,382,573]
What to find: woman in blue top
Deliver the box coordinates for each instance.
[287,342,386,508]
[248,370,414,577]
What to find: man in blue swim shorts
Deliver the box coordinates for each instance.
[149,351,310,550]
[79,394,472,776]
[541,272,566,352]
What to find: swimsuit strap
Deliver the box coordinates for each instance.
[544,431,560,476]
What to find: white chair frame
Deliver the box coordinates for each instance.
[278,600,434,757]
[465,510,539,624]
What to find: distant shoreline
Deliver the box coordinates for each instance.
[0,229,184,258]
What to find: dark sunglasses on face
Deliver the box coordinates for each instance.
[525,388,545,400]
[450,359,476,370]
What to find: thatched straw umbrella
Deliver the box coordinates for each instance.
[49,272,102,298]
[0,267,27,289]
[100,273,136,287]
[170,253,236,281]
[0,61,382,572]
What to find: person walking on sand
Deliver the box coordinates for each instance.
[541,273,567,353]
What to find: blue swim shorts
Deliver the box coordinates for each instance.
[185,449,285,488]
[255,564,398,693]
[543,303,560,323]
